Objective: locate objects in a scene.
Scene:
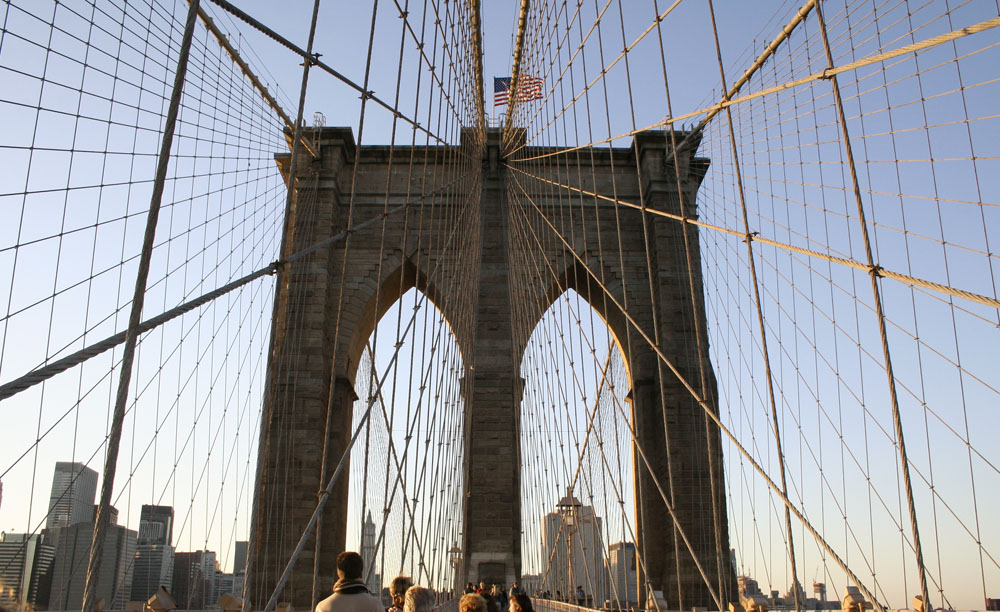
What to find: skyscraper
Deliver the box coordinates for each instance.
[48,513,137,611]
[0,532,56,610]
[605,542,638,607]
[131,504,176,601]
[45,462,98,531]
[130,542,175,603]
[173,550,217,609]
[137,505,174,546]
[234,541,249,574]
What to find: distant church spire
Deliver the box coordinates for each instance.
[361,511,380,596]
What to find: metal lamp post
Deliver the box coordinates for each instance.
[557,489,582,603]
[449,542,463,598]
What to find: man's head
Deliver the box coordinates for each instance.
[404,586,436,612]
[391,576,415,606]
[336,551,364,580]
[460,594,487,612]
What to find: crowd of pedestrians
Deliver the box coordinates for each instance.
[315,552,438,612]
[459,581,534,612]
[314,551,538,612]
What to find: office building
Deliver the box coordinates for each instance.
[130,543,174,603]
[45,462,98,531]
[48,513,137,611]
[137,505,174,546]
[173,550,217,609]
[604,541,637,607]
[215,570,245,601]
[0,532,55,610]
[130,505,176,601]
[234,541,249,574]
[360,511,381,596]
[93,504,119,526]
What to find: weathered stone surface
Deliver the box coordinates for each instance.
[248,127,735,610]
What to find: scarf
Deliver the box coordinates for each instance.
[333,578,371,595]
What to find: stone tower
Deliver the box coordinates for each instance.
[247,127,735,610]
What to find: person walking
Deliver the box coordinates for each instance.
[510,594,534,612]
[404,586,436,612]
[388,576,415,612]
[460,594,487,612]
[315,552,384,612]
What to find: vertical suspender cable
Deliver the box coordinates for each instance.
[469,0,486,134]
[81,2,202,611]
[704,2,802,609]
[247,0,323,606]
[503,0,532,143]
[649,0,727,598]
[811,3,931,608]
[248,0,326,607]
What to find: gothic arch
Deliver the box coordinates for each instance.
[520,257,634,386]
[343,255,467,389]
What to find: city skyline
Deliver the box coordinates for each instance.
[0,463,251,576]
[0,462,250,611]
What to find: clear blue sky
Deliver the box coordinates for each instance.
[1,1,998,608]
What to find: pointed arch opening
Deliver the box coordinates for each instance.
[344,257,466,388]
[518,288,640,607]
[345,286,466,595]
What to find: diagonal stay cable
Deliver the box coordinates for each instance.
[507,164,1000,311]
[508,169,888,612]
[194,3,318,157]
[0,167,475,405]
[204,0,453,148]
[83,3,202,609]
[359,340,437,588]
[387,0,466,131]
[509,0,685,153]
[813,2,930,604]
[705,1,800,607]
[509,13,1000,162]
[530,351,665,609]
[263,391,375,612]
[508,189,721,611]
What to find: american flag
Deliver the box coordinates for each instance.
[494,75,544,106]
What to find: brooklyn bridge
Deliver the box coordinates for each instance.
[0,1,998,612]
